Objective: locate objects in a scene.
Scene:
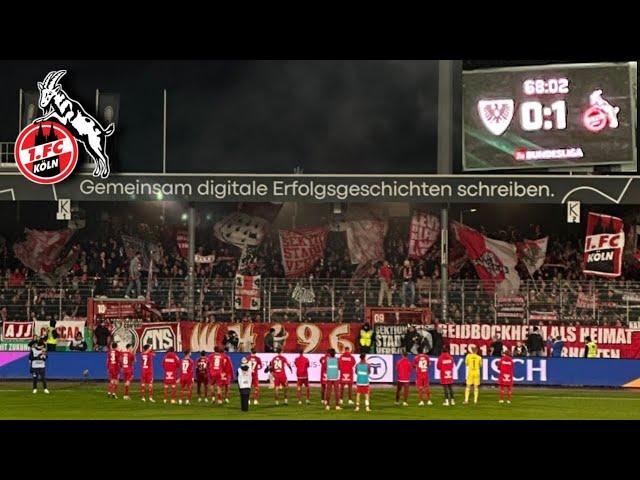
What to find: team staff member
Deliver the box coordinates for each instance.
[358,324,373,354]
[46,320,59,352]
[30,338,49,394]
[237,357,253,412]
[584,336,598,358]
[196,351,209,403]
[464,345,482,405]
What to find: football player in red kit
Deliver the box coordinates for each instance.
[294,350,310,405]
[207,346,225,404]
[497,348,514,404]
[395,351,412,406]
[338,346,356,406]
[120,343,135,400]
[179,350,194,405]
[437,345,456,406]
[319,350,329,405]
[162,347,180,404]
[219,349,234,404]
[247,348,263,405]
[195,351,209,403]
[140,344,155,402]
[413,347,432,406]
[269,348,292,405]
[106,342,121,398]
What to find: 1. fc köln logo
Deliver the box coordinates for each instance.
[14,70,115,184]
[477,99,514,136]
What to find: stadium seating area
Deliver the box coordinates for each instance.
[1,209,640,326]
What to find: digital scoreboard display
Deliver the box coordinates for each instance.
[463,63,636,171]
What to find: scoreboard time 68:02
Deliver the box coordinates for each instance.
[463,63,636,171]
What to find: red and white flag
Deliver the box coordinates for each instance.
[176,230,189,258]
[346,220,388,265]
[214,203,282,249]
[408,213,440,259]
[517,237,548,275]
[454,222,520,295]
[279,227,328,277]
[13,228,75,276]
[583,212,625,277]
[234,274,261,310]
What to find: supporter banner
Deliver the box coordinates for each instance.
[176,230,189,258]
[408,213,439,259]
[2,322,34,341]
[576,292,597,310]
[453,222,520,295]
[495,296,526,321]
[529,311,559,322]
[0,342,30,351]
[87,299,163,326]
[279,227,328,277]
[374,324,434,354]
[583,212,625,277]
[441,324,640,358]
[346,219,388,265]
[517,237,548,275]
[291,282,316,304]
[181,322,360,354]
[110,322,179,352]
[34,320,85,347]
[234,274,261,310]
[195,254,215,264]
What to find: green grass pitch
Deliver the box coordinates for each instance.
[1,382,639,420]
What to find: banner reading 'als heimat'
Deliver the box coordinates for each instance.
[442,324,640,359]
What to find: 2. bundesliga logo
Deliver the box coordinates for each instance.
[14,70,115,184]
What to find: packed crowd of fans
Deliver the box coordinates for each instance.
[1,211,639,326]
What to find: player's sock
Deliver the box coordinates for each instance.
[306,388,310,400]
[499,388,504,400]
[149,385,154,399]
[464,386,470,403]
[474,387,479,403]
[124,384,129,396]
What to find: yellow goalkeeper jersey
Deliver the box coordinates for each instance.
[465,353,482,375]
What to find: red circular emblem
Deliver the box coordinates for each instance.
[14,122,78,184]
[582,106,608,133]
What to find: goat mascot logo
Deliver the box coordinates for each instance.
[14,70,115,184]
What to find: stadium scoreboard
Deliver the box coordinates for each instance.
[463,62,636,171]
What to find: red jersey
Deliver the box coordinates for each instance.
[163,352,180,375]
[437,353,455,385]
[270,355,290,375]
[320,354,329,383]
[294,355,310,379]
[141,351,155,373]
[222,353,233,379]
[396,357,412,382]
[338,353,356,374]
[196,357,208,378]
[180,357,194,380]
[120,351,135,371]
[497,355,514,385]
[247,354,263,380]
[107,348,121,370]
[413,354,430,377]
[207,352,225,375]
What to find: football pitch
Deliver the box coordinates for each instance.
[1,382,640,420]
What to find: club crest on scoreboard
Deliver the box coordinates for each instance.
[477,99,514,135]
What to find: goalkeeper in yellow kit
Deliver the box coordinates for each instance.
[464,345,482,404]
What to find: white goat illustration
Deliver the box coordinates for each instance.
[34,70,115,178]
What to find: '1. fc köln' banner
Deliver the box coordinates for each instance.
[234,274,261,310]
[453,222,520,295]
[583,212,625,277]
[408,213,440,259]
[176,230,189,258]
[279,227,328,277]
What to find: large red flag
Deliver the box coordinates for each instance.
[583,212,625,277]
[279,227,328,277]
[408,212,440,258]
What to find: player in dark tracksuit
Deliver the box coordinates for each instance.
[30,339,49,394]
